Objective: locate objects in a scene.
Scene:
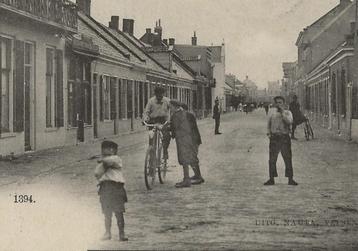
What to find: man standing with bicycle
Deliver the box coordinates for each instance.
[289,95,301,140]
[143,86,171,162]
[265,96,298,186]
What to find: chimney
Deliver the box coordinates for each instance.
[123,19,134,35]
[191,31,197,46]
[168,38,175,46]
[76,0,91,16]
[109,16,119,30]
[146,28,152,34]
[163,39,168,45]
[154,19,163,40]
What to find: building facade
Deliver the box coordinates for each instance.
[242,76,258,103]
[291,0,358,141]
[267,80,281,101]
[173,32,225,118]
[0,0,77,156]
[0,0,196,156]
[282,61,298,101]
[210,44,226,112]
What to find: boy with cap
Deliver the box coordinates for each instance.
[265,96,298,186]
[95,140,128,241]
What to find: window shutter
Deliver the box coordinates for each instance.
[99,75,103,121]
[110,78,116,120]
[122,79,127,119]
[14,40,24,132]
[55,49,64,127]
[118,79,122,119]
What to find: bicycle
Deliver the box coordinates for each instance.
[143,121,168,190]
[303,116,314,141]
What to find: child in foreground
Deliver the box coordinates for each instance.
[94,140,128,241]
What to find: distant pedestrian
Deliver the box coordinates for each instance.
[170,100,203,188]
[264,103,269,115]
[265,96,298,186]
[180,102,205,185]
[244,103,249,114]
[289,95,302,140]
[94,140,128,241]
[250,103,255,112]
[213,99,222,135]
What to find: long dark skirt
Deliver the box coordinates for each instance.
[98,181,127,214]
[176,136,199,166]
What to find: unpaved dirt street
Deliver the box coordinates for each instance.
[1,110,358,251]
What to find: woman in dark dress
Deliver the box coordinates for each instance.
[170,100,203,188]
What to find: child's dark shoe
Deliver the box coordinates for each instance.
[288,179,298,186]
[120,237,129,241]
[264,179,275,186]
[118,229,128,241]
[119,230,128,241]
[101,232,111,241]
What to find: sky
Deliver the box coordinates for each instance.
[88,0,340,89]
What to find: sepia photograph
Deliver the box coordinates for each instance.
[0,0,358,250]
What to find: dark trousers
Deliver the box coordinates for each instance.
[215,117,220,133]
[161,127,171,160]
[148,117,170,160]
[269,134,293,178]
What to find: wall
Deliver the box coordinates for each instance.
[93,59,147,139]
[308,3,355,74]
[1,20,66,156]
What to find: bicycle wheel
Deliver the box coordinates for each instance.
[144,147,156,190]
[308,122,314,139]
[157,144,166,184]
[304,122,309,141]
[155,131,166,184]
[157,144,169,184]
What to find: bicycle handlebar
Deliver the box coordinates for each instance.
[142,121,169,128]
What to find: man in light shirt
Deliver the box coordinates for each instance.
[143,86,171,161]
[265,96,298,186]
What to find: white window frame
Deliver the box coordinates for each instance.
[45,46,57,128]
[0,35,14,137]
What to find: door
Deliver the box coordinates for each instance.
[75,59,90,143]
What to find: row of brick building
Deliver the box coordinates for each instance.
[282,0,358,142]
[0,0,225,156]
